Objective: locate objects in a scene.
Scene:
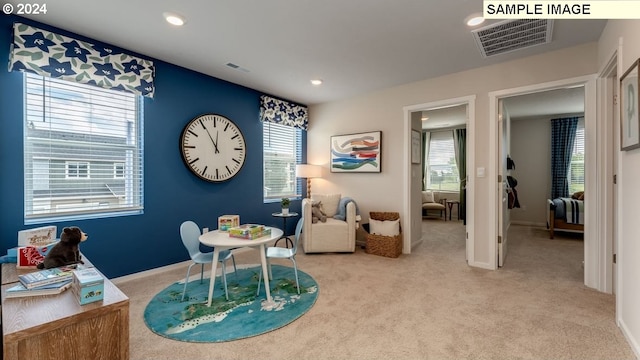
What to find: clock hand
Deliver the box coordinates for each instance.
[204,127,220,154]
[214,131,220,154]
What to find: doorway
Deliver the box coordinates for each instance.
[403,95,475,264]
[488,75,614,292]
[499,86,586,273]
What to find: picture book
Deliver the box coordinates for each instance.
[18,265,77,289]
[16,241,59,269]
[18,225,57,246]
[5,279,72,299]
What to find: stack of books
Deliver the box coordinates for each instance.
[6,265,78,299]
[228,224,271,240]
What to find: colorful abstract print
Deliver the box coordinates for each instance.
[331,132,381,172]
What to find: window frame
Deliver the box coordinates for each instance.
[425,130,460,191]
[23,73,144,224]
[568,118,585,194]
[262,122,303,202]
[65,161,90,179]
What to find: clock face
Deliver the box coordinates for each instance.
[179,114,246,182]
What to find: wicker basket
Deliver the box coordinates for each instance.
[365,212,402,258]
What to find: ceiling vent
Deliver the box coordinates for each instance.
[472,19,554,58]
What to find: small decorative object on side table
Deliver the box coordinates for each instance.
[272,211,299,248]
[281,198,291,215]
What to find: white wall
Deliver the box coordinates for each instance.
[308,43,598,267]
[510,117,551,226]
[598,20,640,357]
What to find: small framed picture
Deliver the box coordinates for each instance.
[620,59,640,151]
[411,130,421,164]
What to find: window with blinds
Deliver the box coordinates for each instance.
[24,73,143,223]
[426,130,460,191]
[568,118,585,193]
[263,122,302,201]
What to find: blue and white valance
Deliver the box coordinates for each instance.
[260,95,308,131]
[9,22,155,98]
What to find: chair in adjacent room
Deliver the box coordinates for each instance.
[257,218,304,295]
[180,220,237,301]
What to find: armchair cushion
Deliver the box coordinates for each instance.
[311,193,341,217]
[422,191,435,203]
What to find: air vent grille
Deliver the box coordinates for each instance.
[472,19,553,58]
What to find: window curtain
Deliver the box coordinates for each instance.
[260,95,308,131]
[454,128,467,222]
[422,131,431,190]
[9,22,155,98]
[550,117,579,199]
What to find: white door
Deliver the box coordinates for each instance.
[498,99,509,267]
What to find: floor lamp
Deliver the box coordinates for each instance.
[296,164,322,198]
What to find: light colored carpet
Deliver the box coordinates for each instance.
[116,221,635,360]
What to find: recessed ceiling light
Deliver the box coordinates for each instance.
[421,116,429,121]
[465,13,485,27]
[310,79,323,86]
[164,12,186,26]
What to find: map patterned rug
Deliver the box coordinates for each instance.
[143,264,318,342]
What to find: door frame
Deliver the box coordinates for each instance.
[596,45,619,295]
[403,95,475,263]
[488,75,602,290]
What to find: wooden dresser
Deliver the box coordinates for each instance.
[1,259,129,360]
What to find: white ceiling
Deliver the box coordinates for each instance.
[9,0,606,106]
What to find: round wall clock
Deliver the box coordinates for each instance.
[179,114,247,182]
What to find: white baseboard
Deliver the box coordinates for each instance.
[619,318,640,359]
[111,248,254,286]
[111,260,190,285]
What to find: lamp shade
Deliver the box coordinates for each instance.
[296,164,322,178]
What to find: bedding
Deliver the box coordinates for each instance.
[551,198,584,224]
[547,197,584,239]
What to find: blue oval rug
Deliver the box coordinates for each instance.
[143,264,318,342]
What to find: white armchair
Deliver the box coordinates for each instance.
[301,194,357,253]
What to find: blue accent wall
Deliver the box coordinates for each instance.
[0,15,306,278]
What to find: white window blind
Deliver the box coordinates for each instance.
[426,130,460,191]
[263,122,302,201]
[568,118,585,193]
[24,73,143,222]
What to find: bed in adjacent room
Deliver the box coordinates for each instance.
[547,194,584,239]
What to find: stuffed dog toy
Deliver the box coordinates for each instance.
[37,226,88,269]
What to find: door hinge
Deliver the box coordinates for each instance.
[613,174,617,184]
[498,235,502,244]
[498,174,502,183]
[613,253,617,264]
[466,232,468,239]
[614,94,618,106]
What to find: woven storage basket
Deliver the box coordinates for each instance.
[365,212,402,258]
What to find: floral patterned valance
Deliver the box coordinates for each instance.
[9,22,155,98]
[260,95,308,131]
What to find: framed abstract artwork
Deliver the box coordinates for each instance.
[330,131,381,173]
[621,59,640,151]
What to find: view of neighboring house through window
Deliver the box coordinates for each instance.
[568,118,585,194]
[66,161,89,179]
[263,122,302,201]
[24,73,143,222]
[425,130,460,191]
